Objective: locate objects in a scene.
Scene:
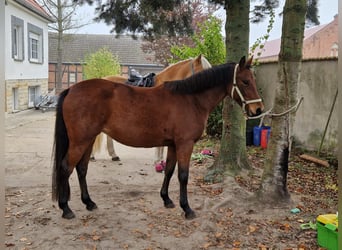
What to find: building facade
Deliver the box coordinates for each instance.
[5,0,52,113]
[48,33,164,92]
[253,15,338,62]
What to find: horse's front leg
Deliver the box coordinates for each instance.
[177,143,196,219]
[76,145,97,211]
[160,146,177,208]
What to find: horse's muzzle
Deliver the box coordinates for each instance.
[247,103,264,117]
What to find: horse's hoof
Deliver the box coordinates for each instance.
[112,156,120,161]
[165,202,176,209]
[62,211,75,219]
[86,202,98,211]
[185,210,196,220]
[164,199,175,208]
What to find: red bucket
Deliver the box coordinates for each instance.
[261,126,271,149]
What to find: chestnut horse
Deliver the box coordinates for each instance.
[92,55,212,165]
[52,56,264,219]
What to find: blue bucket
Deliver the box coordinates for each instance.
[253,126,262,146]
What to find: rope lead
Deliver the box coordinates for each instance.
[246,97,304,127]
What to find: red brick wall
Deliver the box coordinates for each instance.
[303,15,338,59]
[48,63,84,91]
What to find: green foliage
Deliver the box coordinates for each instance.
[170,16,225,65]
[89,0,193,38]
[206,102,223,137]
[83,48,121,79]
[170,16,225,137]
[249,7,275,65]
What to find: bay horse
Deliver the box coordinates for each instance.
[52,56,264,219]
[92,55,212,165]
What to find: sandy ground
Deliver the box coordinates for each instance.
[5,109,212,250]
[5,109,335,250]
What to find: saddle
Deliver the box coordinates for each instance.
[126,70,156,87]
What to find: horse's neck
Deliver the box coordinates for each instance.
[155,62,191,86]
[194,85,229,113]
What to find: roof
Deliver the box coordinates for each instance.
[48,33,159,66]
[253,22,328,60]
[13,0,53,22]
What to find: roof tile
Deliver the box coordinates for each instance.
[48,33,158,65]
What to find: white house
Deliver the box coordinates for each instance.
[5,0,53,113]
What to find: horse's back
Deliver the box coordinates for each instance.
[102,75,127,83]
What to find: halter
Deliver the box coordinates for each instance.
[231,64,262,115]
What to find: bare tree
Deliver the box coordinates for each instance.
[38,0,90,93]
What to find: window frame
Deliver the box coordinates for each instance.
[27,23,44,64]
[11,15,24,61]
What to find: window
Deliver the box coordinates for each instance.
[69,72,76,83]
[12,88,19,111]
[28,86,41,108]
[11,16,24,61]
[330,43,338,57]
[29,32,39,62]
[27,23,44,63]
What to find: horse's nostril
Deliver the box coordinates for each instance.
[256,108,262,116]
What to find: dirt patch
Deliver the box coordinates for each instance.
[5,110,337,249]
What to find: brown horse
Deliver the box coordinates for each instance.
[92,55,212,165]
[52,56,264,220]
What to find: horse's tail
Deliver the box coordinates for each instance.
[52,88,70,201]
[92,133,104,155]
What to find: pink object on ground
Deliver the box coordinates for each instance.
[155,160,166,172]
[201,149,213,156]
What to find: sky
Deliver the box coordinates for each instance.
[74,0,338,45]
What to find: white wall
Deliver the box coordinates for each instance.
[5,0,49,80]
[254,59,338,153]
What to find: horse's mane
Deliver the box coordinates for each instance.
[162,55,211,73]
[162,58,192,72]
[200,56,212,69]
[164,63,235,94]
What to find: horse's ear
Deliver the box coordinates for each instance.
[195,54,202,62]
[246,56,253,67]
[239,56,246,68]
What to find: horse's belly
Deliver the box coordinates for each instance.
[103,126,170,148]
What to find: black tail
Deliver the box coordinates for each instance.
[52,89,70,201]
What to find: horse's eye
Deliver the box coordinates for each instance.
[242,80,249,86]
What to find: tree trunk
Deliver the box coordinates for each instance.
[204,0,250,182]
[258,0,307,203]
[55,0,63,94]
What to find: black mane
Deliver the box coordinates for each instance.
[164,63,236,94]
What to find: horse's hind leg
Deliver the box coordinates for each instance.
[154,147,164,165]
[160,146,177,208]
[106,135,120,161]
[76,144,97,211]
[58,158,75,219]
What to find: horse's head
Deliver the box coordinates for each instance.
[230,56,264,117]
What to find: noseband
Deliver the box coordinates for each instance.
[231,64,262,114]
